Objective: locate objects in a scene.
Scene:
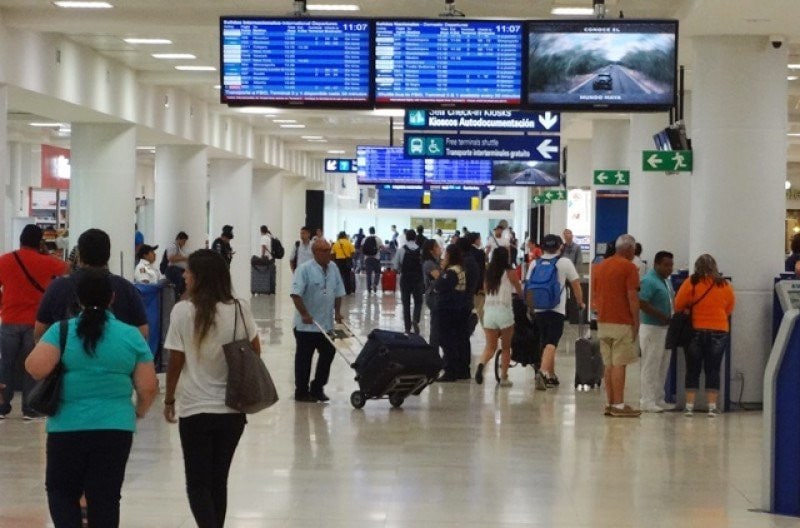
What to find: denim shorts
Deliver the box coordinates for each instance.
[483,305,514,330]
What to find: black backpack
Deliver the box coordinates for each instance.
[401,246,422,280]
[362,235,378,256]
[271,237,285,259]
[159,249,169,274]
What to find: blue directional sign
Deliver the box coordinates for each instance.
[324,158,358,173]
[404,133,560,162]
[405,109,560,132]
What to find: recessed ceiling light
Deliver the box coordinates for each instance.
[551,7,594,15]
[236,107,279,115]
[308,139,328,142]
[301,135,324,140]
[174,65,216,71]
[213,85,221,90]
[789,76,799,81]
[29,122,64,127]
[124,38,172,45]
[153,53,196,60]
[272,119,297,123]
[280,124,306,129]
[788,133,800,137]
[136,146,156,150]
[53,1,113,8]
[306,4,360,11]
[327,150,346,154]
[789,64,800,70]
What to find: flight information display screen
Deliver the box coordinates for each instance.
[424,159,492,186]
[357,146,425,185]
[374,20,523,106]
[220,18,372,106]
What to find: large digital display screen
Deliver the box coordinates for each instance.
[492,160,562,187]
[527,19,677,111]
[357,146,425,185]
[220,18,372,106]
[424,159,492,186]
[374,20,524,106]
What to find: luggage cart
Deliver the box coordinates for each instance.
[316,321,438,409]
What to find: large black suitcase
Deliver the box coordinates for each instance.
[354,330,443,396]
[511,297,541,368]
[574,329,603,389]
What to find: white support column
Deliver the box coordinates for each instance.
[154,145,208,253]
[251,168,285,292]
[0,86,8,252]
[70,123,136,277]
[209,159,253,297]
[691,35,787,403]
[627,113,692,269]
[590,119,630,257]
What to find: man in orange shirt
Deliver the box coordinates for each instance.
[0,225,69,419]
[593,234,641,417]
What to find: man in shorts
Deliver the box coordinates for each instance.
[592,233,641,417]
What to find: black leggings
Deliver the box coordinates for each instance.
[684,329,729,391]
[179,413,246,528]
[46,430,133,528]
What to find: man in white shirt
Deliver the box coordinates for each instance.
[433,229,446,251]
[290,226,314,273]
[485,219,510,261]
[258,225,276,294]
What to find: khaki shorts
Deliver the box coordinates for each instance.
[598,323,639,366]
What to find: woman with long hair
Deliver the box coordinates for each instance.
[434,244,471,382]
[26,269,158,527]
[163,249,260,528]
[674,254,735,417]
[475,247,523,386]
[421,239,442,350]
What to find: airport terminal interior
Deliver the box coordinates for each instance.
[2,0,800,526]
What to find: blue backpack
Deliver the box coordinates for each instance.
[527,257,562,310]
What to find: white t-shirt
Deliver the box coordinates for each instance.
[165,299,258,418]
[486,232,509,258]
[485,272,515,309]
[526,253,579,315]
[134,258,162,284]
[260,234,273,260]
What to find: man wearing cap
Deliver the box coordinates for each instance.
[211,225,235,266]
[134,244,162,284]
[0,224,69,419]
[485,219,510,261]
[525,234,584,390]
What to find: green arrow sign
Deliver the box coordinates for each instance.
[532,195,552,205]
[543,189,567,201]
[642,150,693,172]
[593,170,630,186]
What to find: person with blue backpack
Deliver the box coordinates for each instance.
[525,234,584,390]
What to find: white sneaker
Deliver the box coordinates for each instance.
[707,407,720,418]
[499,378,513,388]
[683,407,694,417]
[657,401,676,411]
[641,404,664,413]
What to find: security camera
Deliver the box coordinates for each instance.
[770,34,786,49]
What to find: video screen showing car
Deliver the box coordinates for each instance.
[492,160,561,187]
[527,20,677,111]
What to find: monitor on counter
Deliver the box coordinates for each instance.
[220,17,373,107]
[527,19,678,111]
[374,19,524,107]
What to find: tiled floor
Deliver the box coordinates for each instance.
[0,277,789,527]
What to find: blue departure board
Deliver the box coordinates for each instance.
[374,20,523,106]
[220,18,372,106]
[424,159,492,186]
[357,146,425,185]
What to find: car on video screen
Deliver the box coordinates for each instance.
[592,73,612,90]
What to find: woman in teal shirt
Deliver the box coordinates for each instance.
[26,269,158,528]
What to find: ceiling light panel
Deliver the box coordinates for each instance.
[124,38,172,45]
[551,7,594,15]
[306,4,360,11]
[152,53,196,60]
[174,65,216,71]
[280,124,306,128]
[53,1,113,8]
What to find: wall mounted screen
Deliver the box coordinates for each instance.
[492,160,561,187]
[527,19,677,111]
[357,146,425,185]
[220,18,372,107]
[424,159,492,186]
[374,20,524,107]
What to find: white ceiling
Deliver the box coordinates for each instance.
[2,0,800,160]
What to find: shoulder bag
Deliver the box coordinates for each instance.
[665,283,713,350]
[13,251,46,293]
[223,300,279,413]
[28,320,68,416]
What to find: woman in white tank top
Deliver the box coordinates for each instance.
[475,247,523,387]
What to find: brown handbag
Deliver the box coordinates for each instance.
[223,300,279,413]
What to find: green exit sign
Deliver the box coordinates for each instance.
[593,170,630,186]
[642,150,693,172]
[532,195,552,205]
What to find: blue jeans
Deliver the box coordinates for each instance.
[365,257,381,291]
[0,323,36,415]
[684,329,729,391]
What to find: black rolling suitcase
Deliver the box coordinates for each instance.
[574,315,603,390]
[354,330,443,394]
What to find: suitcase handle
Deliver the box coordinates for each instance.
[577,307,590,339]
[313,320,363,366]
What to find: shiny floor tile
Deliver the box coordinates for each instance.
[0,276,787,527]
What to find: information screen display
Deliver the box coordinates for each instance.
[357,146,425,185]
[374,20,523,106]
[424,159,492,186]
[527,19,677,111]
[221,18,372,106]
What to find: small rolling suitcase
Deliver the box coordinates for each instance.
[381,268,397,292]
[251,264,272,295]
[574,316,603,389]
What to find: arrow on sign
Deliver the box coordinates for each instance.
[596,172,609,183]
[537,139,559,160]
[326,159,338,171]
[646,154,663,169]
[538,111,559,130]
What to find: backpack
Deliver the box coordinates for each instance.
[362,235,378,256]
[159,249,169,274]
[527,257,562,310]
[271,237,285,259]
[401,246,422,280]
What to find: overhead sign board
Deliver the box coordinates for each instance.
[405,109,560,132]
[642,150,693,172]
[593,170,630,186]
[325,158,358,173]
[404,134,560,162]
